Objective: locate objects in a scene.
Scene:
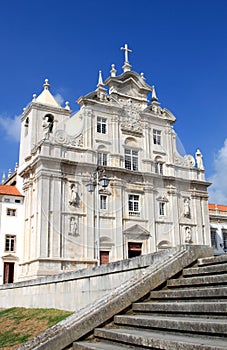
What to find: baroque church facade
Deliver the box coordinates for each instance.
[17,45,210,280]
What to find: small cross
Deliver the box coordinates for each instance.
[121,44,132,64]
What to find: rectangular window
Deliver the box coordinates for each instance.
[211,230,217,249]
[97,117,107,134]
[125,149,138,171]
[100,195,107,210]
[159,202,165,216]
[98,152,107,166]
[5,235,16,252]
[15,199,21,203]
[7,208,16,217]
[4,198,10,203]
[153,129,161,145]
[128,194,140,216]
[222,230,227,252]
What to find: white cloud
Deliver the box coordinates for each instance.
[0,115,21,142]
[208,139,227,204]
[54,93,64,106]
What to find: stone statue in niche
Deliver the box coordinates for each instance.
[183,198,190,218]
[69,216,78,236]
[69,184,79,207]
[185,226,192,243]
[42,114,53,140]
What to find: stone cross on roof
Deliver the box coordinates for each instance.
[121,44,132,72]
[121,44,132,64]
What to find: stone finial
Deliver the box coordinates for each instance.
[1,172,5,184]
[110,64,117,77]
[32,94,37,102]
[97,70,104,88]
[43,78,50,90]
[65,101,70,110]
[152,86,158,101]
[15,163,18,171]
[140,72,145,80]
[8,169,12,178]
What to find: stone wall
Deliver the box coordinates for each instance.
[0,248,178,311]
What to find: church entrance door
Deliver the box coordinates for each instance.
[128,242,142,258]
[4,262,14,284]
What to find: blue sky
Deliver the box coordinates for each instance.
[0,0,227,203]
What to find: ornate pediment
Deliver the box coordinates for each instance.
[123,224,150,240]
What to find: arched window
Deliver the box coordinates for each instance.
[154,156,164,175]
[97,145,108,166]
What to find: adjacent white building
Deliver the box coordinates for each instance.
[209,203,227,254]
[0,185,24,283]
[16,45,211,281]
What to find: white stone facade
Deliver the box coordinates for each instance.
[17,47,211,280]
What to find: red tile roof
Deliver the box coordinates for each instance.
[0,185,23,197]
[209,203,227,212]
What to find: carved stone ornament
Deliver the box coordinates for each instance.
[174,153,195,168]
[54,130,83,147]
[121,99,142,133]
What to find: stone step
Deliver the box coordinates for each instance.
[150,286,227,299]
[183,263,227,277]
[91,327,227,349]
[114,314,227,335]
[73,339,138,350]
[198,255,227,267]
[132,301,227,314]
[167,274,227,288]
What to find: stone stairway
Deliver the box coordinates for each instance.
[73,255,227,350]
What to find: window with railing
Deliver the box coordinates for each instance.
[155,162,163,174]
[98,152,107,166]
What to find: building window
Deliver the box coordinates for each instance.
[153,129,161,145]
[4,198,10,203]
[155,162,163,174]
[15,199,21,203]
[210,229,217,249]
[98,152,107,166]
[128,194,140,216]
[222,230,227,252]
[125,149,138,171]
[5,235,16,252]
[97,117,107,134]
[6,208,16,217]
[159,202,165,216]
[100,195,107,210]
